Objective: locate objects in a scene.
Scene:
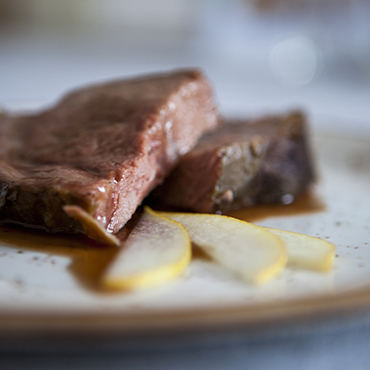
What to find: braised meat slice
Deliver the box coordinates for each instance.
[0,70,219,243]
[149,111,315,213]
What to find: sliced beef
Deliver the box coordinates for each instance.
[0,70,219,243]
[149,111,315,213]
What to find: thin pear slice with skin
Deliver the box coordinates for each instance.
[160,212,287,285]
[64,205,120,246]
[101,207,191,291]
[263,227,336,272]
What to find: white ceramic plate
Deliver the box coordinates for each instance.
[0,121,369,350]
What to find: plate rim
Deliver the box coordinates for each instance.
[1,283,370,339]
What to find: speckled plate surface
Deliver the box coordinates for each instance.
[0,123,369,350]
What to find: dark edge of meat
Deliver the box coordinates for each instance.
[147,111,315,213]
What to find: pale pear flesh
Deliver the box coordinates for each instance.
[101,207,191,290]
[64,205,120,246]
[160,212,287,285]
[263,227,336,272]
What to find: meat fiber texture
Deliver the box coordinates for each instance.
[0,70,219,244]
[149,111,315,213]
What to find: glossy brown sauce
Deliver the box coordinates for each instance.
[0,225,125,291]
[228,192,325,223]
[192,243,212,261]
[0,193,324,291]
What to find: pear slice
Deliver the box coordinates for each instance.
[101,207,191,290]
[263,227,336,272]
[64,205,120,246]
[160,212,287,285]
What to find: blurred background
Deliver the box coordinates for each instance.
[0,0,369,132]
